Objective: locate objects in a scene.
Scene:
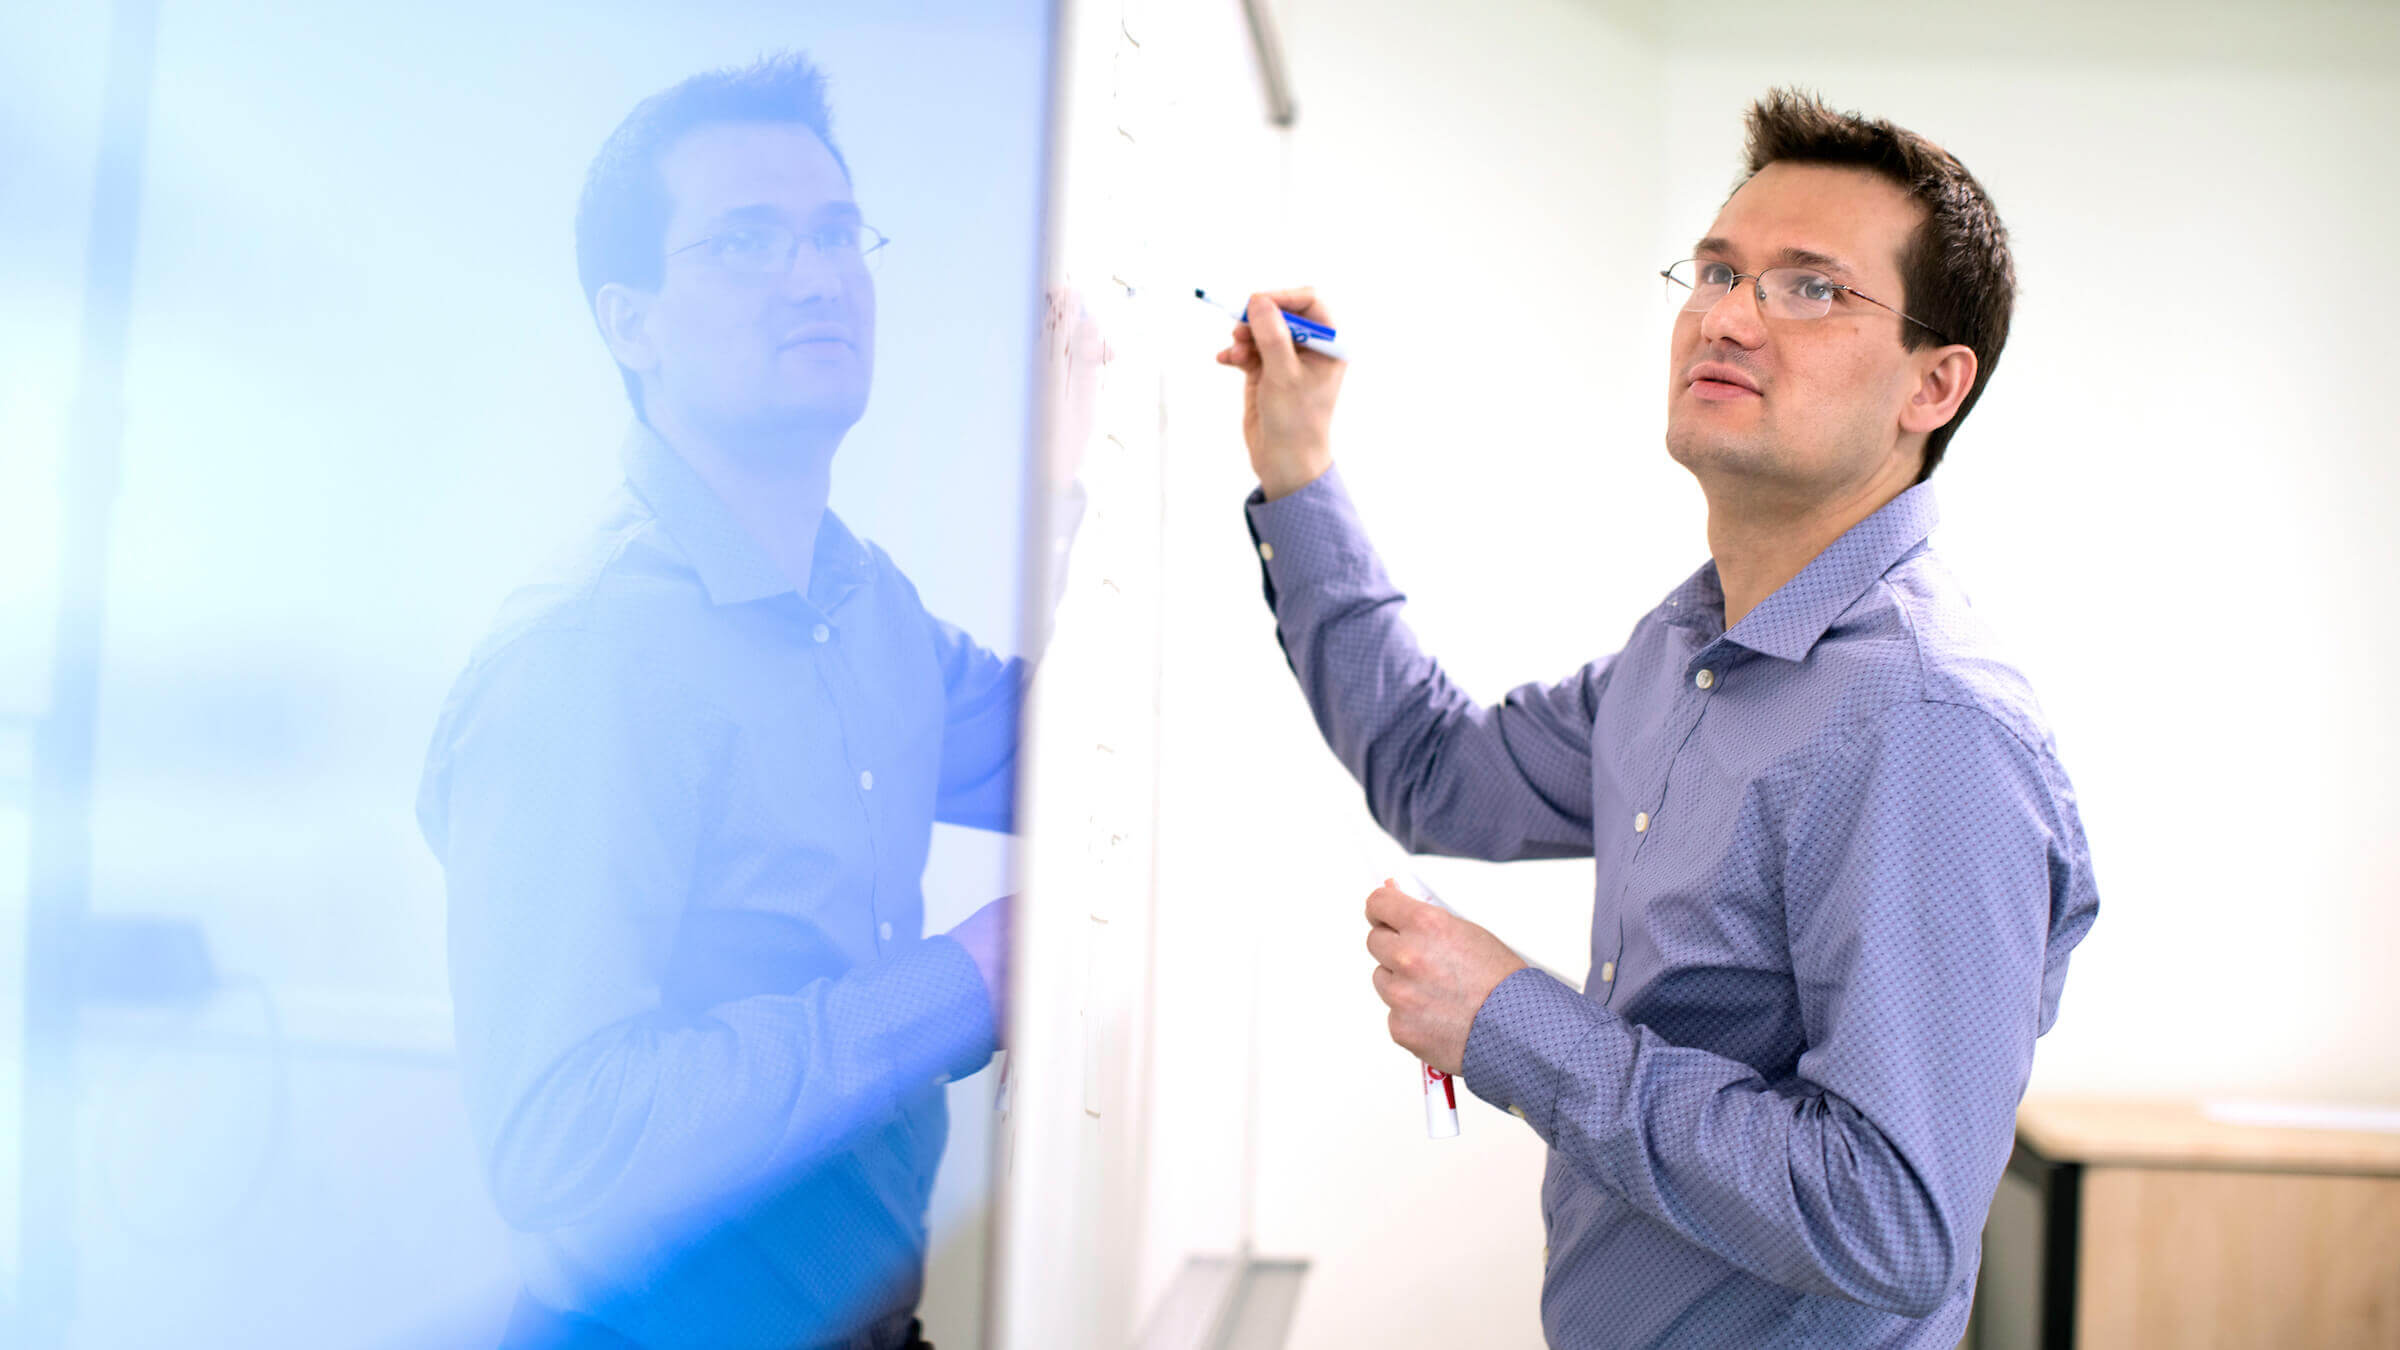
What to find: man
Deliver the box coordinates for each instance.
[1217,89,2098,1347]
[417,54,1080,1350]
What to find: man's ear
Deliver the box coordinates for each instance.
[1899,344,1978,438]
[594,282,660,380]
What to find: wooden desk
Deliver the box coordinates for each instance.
[1970,1096,2400,1349]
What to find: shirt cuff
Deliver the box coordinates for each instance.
[1241,465,1378,607]
[1460,965,1608,1136]
[915,934,1002,1083]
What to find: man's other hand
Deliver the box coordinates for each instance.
[1213,287,1346,501]
[949,895,1013,1046]
[1043,285,1109,485]
[1364,879,1526,1075]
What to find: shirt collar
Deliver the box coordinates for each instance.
[1659,481,1940,664]
[618,420,875,610]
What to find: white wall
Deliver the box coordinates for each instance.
[1141,1,2400,1345]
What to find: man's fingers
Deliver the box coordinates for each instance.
[1370,963,1396,1005]
[1364,882,1426,932]
[1255,286,1330,326]
[1244,292,1302,382]
[1366,923,1402,970]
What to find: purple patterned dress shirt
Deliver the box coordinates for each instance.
[1244,468,2098,1349]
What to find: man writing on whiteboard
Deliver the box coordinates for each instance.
[1216,89,2098,1347]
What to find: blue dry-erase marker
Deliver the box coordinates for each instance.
[1195,288,1352,361]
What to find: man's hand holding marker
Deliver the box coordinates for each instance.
[1367,876,1529,1133]
[1211,287,1348,502]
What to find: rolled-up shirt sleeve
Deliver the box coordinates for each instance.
[1460,698,2063,1317]
[419,627,995,1233]
[1244,468,1601,862]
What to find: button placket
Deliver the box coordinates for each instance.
[1605,648,1718,1006]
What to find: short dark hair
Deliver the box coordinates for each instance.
[1737,88,2015,481]
[574,52,851,412]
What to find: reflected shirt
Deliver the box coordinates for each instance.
[1245,469,2098,1350]
[417,424,1018,1350]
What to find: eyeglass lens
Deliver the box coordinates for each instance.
[1664,260,1840,320]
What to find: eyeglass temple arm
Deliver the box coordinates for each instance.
[1837,284,1952,343]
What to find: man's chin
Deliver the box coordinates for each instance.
[1673,422,1811,479]
[756,390,870,436]
[1666,425,1760,470]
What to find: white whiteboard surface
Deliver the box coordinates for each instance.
[994,1,1294,1346]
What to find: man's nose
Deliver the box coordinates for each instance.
[1697,277,1767,348]
[777,245,848,305]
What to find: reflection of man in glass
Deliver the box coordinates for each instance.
[417,54,1060,1350]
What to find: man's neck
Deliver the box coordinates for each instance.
[1700,454,1918,630]
[646,401,841,598]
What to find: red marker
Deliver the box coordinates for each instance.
[1390,871,1463,1139]
[1423,1059,1461,1139]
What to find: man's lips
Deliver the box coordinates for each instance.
[1686,361,1760,401]
[778,324,853,351]
[1690,378,1758,401]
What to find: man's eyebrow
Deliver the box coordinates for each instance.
[1691,237,1858,278]
[705,200,863,229]
[1777,246,1856,278]
[710,203,785,227]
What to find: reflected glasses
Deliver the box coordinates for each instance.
[669,220,892,275]
[1661,258,1949,342]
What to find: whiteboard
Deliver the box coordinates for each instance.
[995,1,1295,1345]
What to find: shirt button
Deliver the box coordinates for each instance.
[812,623,831,644]
[860,770,874,791]
[1695,668,1715,690]
[879,920,894,941]
[1601,961,1616,983]
[1509,1105,1527,1120]
[1634,811,1649,832]
[1258,541,1275,562]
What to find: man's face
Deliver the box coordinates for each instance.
[1664,161,1930,493]
[641,121,875,442]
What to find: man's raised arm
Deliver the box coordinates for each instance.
[1220,288,1602,862]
